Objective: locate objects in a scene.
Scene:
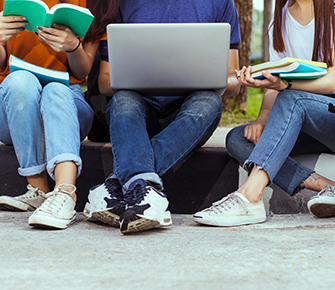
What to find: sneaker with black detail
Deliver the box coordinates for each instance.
[120,179,172,234]
[83,175,125,227]
[0,185,46,211]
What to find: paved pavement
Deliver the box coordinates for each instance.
[1,211,335,290]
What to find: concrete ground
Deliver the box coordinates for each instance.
[1,211,335,290]
[2,127,335,289]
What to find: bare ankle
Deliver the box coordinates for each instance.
[300,173,335,192]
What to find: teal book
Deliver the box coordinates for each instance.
[3,0,94,39]
[279,70,328,79]
[253,60,327,80]
[9,54,70,87]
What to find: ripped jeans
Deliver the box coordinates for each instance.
[0,71,94,179]
[105,90,223,190]
[227,90,335,195]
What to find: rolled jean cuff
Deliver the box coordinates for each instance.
[47,153,82,180]
[123,172,163,193]
[18,164,46,177]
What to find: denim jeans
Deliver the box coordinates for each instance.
[105,90,223,190]
[227,90,335,195]
[0,71,94,179]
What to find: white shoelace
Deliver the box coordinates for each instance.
[209,192,248,214]
[38,184,76,214]
[318,184,335,197]
[18,185,45,200]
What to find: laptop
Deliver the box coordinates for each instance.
[106,23,231,96]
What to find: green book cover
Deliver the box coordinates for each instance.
[3,0,94,38]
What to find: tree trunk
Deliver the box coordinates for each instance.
[262,0,273,62]
[223,0,253,114]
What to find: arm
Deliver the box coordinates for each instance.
[237,49,335,95]
[244,89,278,144]
[98,60,114,97]
[218,48,240,98]
[36,24,98,79]
[236,49,335,144]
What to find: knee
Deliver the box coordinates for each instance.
[226,126,242,148]
[226,125,262,165]
[42,83,73,104]
[185,91,223,119]
[275,90,303,107]
[107,90,145,119]
[2,71,41,106]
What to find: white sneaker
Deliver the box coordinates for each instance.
[83,175,125,228]
[28,184,76,230]
[120,179,172,234]
[0,185,46,211]
[307,184,335,218]
[193,192,266,227]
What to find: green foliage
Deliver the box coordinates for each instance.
[220,87,263,126]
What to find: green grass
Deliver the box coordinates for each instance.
[220,87,263,126]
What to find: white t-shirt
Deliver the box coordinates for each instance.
[268,2,315,61]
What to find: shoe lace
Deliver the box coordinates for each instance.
[18,184,45,200]
[38,184,75,214]
[124,181,149,207]
[318,184,335,197]
[105,179,123,200]
[209,192,248,214]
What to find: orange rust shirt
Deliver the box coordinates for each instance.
[0,0,87,84]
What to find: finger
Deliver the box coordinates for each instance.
[244,66,258,86]
[239,66,247,83]
[262,70,279,82]
[245,127,254,142]
[2,14,27,23]
[244,125,250,138]
[36,25,59,36]
[52,23,70,31]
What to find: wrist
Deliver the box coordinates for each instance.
[279,79,292,91]
[66,37,81,53]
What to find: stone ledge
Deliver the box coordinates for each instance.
[1,127,334,214]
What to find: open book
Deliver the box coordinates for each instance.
[3,0,94,38]
[237,57,328,80]
[9,55,70,87]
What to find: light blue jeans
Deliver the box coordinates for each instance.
[226,90,335,195]
[105,90,223,191]
[0,71,94,179]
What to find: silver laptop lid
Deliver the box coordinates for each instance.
[107,23,231,96]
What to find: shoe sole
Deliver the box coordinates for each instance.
[28,214,76,230]
[83,202,122,228]
[0,196,35,211]
[309,203,335,218]
[193,214,266,227]
[120,209,172,234]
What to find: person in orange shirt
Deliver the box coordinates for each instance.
[0,0,119,229]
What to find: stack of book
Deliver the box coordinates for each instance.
[237,57,328,80]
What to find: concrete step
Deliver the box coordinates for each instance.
[1,127,334,214]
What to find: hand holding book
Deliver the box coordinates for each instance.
[236,57,328,91]
[36,24,81,53]
[236,65,292,91]
[3,0,94,39]
[236,57,327,80]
